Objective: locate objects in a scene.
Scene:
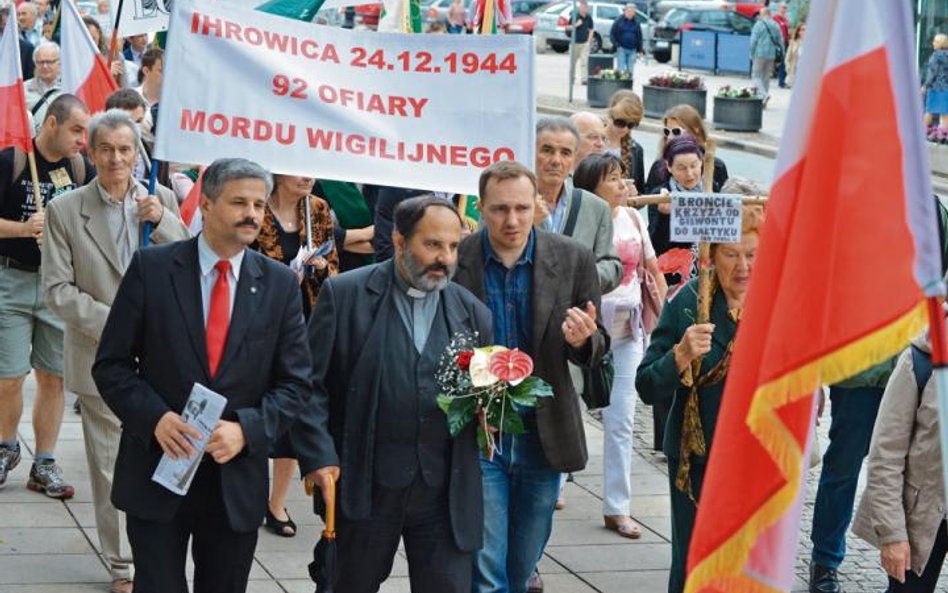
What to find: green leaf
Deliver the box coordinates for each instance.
[436,394,453,415]
[476,426,489,452]
[438,396,477,437]
[501,407,525,435]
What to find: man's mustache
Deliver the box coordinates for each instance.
[236,219,259,229]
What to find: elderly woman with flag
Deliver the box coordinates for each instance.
[635,177,764,593]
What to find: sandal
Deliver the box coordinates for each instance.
[603,515,642,539]
[265,507,297,537]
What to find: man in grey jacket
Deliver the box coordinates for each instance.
[534,116,622,294]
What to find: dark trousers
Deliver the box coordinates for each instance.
[666,457,705,593]
[886,521,948,593]
[776,60,787,87]
[335,475,471,593]
[810,386,884,569]
[126,462,258,593]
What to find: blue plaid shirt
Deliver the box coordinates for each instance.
[482,229,535,354]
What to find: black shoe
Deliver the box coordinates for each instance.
[809,563,842,593]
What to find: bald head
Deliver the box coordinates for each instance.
[570,111,607,168]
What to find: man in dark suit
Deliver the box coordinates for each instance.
[297,195,493,593]
[92,158,330,593]
[453,161,609,593]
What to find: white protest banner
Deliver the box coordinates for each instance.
[670,194,743,243]
[154,0,535,195]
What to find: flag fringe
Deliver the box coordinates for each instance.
[684,300,927,593]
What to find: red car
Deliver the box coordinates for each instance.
[506,0,553,34]
[354,3,383,29]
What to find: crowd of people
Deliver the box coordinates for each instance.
[2,2,948,593]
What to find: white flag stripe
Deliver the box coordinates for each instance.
[0,6,22,86]
[60,0,100,94]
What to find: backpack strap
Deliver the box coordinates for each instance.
[910,344,933,407]
[562,188,583,236]
[30,88,59,117]
[12,148,27,188]
[68,155,86,186]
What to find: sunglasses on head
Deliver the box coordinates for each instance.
[611,118,639,129]
[663,126,685,137]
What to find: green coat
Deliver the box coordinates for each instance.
[636,279,738,462]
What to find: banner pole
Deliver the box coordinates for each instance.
[107,0,126,68]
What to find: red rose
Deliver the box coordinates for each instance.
[456,351,474,371]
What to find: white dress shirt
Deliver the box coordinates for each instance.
[197,233,244,325]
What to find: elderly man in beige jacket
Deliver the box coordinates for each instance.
[852,331,947,593]
[41,109,188,593]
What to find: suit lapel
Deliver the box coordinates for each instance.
[169,238,210,382]
[216,250,264,378]
[531,233,560,357]
[80,187,124,276]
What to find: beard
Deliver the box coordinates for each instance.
[399,248,456,293]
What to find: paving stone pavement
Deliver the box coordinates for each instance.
[3,376,947,592]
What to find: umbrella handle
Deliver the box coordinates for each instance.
[324,474,336,539]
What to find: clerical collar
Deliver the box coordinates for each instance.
[393,261,430,300]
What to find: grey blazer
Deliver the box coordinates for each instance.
[42,179,189,396]
[562,177,623,294]
[852,338,946,575]
[454,230,609,472]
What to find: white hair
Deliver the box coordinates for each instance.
[32,41,60,65]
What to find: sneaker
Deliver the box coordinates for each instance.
[0,443,21,489]
[27,460,75,499]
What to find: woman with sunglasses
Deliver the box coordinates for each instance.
[605,90,646,195]
[574,152,667,541]
[645,104,729,193]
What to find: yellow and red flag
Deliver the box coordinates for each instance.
[0,8,32,153]
[685,1,944,592]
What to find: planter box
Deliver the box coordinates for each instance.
[712,96,763,132]
[642,85,707,119]
[587,77,634,109]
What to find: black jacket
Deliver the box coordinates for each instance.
[93,238,318,533]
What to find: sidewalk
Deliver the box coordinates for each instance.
[6,374,947,592]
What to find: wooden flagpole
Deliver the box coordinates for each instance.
[692,138,719,375]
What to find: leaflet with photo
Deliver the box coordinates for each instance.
[152,383,227,496]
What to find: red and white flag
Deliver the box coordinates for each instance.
[0,10,32,153]
[60,0,117,113]
[684,1,941,592]
[179,169,205,234]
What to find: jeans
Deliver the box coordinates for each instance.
[472,426,561,593]
[751,57,775,99]
[776,60,787,87]
[810,385,884,569]
[602,335,645,515]
[616,47,637,77]
[886,521,948,593]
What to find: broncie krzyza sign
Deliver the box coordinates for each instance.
[155,0,536,195]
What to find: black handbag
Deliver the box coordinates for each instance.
[581,350,615,410]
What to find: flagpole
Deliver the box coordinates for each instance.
[107,0,125,68]
[692,138,718,372]
[141,158,158,247]
[927,295,948,511]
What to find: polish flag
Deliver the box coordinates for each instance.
[60,0,117,113]
[0,10,32,153]
[684,1,942,592]
[179,168,205,234]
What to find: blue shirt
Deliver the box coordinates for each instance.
[482,230,535,353]
[542,185,569,234]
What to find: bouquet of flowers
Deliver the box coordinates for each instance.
[435,332,552,459]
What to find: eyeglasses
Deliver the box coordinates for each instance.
[36,59,59,66]
[611,118,639,129]
[663,126,684,137]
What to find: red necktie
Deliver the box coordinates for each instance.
[206,260,231,377]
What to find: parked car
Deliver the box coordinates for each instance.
[506,0,555,34]
[423,0,473,25]
[654,0,763,20]
[535,0,655,54]
[353,3,383,29]
[648,5,755,62]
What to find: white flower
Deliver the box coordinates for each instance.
[468,346,508,387]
